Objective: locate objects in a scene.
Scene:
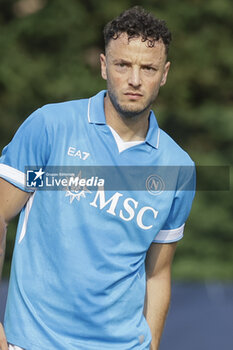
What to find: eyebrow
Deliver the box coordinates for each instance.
[141,63,158,69]
[112,59,158,68]
[112,59,131,64]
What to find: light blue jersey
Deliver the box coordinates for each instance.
[0,91,195,350]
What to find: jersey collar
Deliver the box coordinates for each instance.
[87,90,160,149]
[87,90,106,124]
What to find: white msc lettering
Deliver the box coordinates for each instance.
[90,189,158,230]
[119,197,138,221]
[90,190,123,216]
[137,207,158,230]
[67,147,90,160]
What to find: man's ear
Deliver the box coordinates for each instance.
[160,61,171,87]
[100,53,107,80]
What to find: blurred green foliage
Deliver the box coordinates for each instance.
[0,0,232,280]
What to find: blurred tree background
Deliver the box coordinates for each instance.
[0,0,232,280]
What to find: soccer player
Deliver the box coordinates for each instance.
[0,6,195,350]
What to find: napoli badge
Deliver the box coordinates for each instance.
[146,174,165,195]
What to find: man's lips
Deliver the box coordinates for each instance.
[124,92,143,99]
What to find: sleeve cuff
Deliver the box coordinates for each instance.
[0,163,32,192]
[153,223,185,243]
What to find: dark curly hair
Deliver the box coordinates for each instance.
[103,6,172,55]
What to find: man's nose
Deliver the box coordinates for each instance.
[128,67,141,87]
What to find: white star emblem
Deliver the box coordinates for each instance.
[33,168,45,181]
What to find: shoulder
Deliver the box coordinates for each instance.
[158,129,195,193]
[159,128,194,166]
[39,98,89,124]
[20,98,90,136]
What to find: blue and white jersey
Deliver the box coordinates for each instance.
[0,90,195,350]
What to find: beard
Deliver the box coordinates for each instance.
[107,82,157,119]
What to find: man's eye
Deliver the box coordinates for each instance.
[117,63,127,67]
[143,66,154,71]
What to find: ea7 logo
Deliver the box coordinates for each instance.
[67,147,90,160]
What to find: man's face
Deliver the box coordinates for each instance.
[100,33,170,119]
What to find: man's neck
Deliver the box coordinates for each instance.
[104,95,150,142]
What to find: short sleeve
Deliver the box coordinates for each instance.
[0,109,50,192]
[153,163,196,243]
